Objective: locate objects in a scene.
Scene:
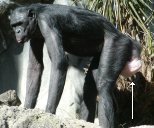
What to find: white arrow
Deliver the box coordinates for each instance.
[130,82,135,119]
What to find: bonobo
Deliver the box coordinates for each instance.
[9,4,142,128]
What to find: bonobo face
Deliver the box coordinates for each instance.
[9,8,37,43]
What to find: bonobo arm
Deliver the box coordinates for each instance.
[38,16,68,113]
[24,38,44,108]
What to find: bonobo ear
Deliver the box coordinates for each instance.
[27,9,36,18]
[8,15,10,20]
[8,10,13,20]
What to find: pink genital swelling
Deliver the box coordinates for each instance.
[121,58,142,77]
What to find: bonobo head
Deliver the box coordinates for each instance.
[9,7,37,43]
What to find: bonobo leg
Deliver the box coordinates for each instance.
[24,39,44,108]
[96,36,132,128]
[80,56,98,122]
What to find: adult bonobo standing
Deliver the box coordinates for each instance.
[9,4,142,128]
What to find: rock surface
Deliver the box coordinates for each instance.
[0,90,21,106]
[130,126,154,128]
[0,105,99,128]
[0,90,99,128]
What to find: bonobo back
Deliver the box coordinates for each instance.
[27,4,119,37]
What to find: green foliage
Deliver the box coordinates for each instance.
[85,0,154,55]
